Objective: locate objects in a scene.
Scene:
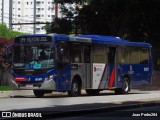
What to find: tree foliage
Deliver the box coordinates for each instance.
[50,18,72,34]
[77,0,160,43]
[0,24,25,86]
[46,0,88,34]
[46,0,160,41]
[0,24,24,73]
[78,0,130,36]
[0,24,24,40]
[43,22,51,34]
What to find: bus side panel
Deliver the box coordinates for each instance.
[70,63,85,88]
[92,63,106,89]
[56,64,71,91]
[106,64,116,89]
[131,64,152,87]
[116,64,152,88]
[83,63,92,89]
[98,64,110,89]
[92,63,115,89]
[116,64,132,88]
[86,63,92,88]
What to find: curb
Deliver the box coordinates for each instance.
[0,90,34,98]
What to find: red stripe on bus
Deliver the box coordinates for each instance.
[108,68,114,87]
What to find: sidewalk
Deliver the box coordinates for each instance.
[0,86,160,98]
[0,90,34,98]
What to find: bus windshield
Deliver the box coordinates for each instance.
[13,45,54,69]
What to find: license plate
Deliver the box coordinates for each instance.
[26,84,33,87]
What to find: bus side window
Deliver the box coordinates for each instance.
[93,45,106,63]
[118,47,129,64]
[140,48,149,64]
[71,44,82,63]
[57,45,69,63]
[57,43,69,69]
[84,46,91,63]
[108,47,116,64]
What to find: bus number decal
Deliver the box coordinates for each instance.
[144,67,149,72]
[35,78,43,81]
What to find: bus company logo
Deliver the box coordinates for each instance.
[128,65,134,74]
[2,112,11,117]
[130,65,132,71]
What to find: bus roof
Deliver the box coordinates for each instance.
[15,34,151,47]
[77,35,151,47]
[15,34,49,37]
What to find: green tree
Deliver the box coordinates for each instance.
[0,24,9,39]
[0,24,24,39]
[46,0,89,34]
[77,0,160,41]
[78,0,132,37]
[43,22,51,34]
[0,24,24,86]
[50,18,72,34]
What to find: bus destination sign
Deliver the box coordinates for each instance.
[15,36,52,43]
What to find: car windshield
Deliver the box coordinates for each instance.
[13,45,54,69]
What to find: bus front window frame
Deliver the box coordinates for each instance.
[12,44,55,69]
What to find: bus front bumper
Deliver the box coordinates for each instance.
[10,79,56,90]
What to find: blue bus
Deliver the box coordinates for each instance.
[9,34,152,97]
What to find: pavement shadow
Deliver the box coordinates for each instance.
[5,99,160,119]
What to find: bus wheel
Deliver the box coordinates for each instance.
[68,79,81,97]
[114,77,130,94]
[86,90,100,96]
[33,90,45,98]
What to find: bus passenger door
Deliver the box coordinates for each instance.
[84,45,92,88]
[56,42,71,91]
[107,47,116,88]
[92,45,116,89]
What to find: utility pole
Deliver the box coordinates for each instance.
[9,0,13,29]
[33,0,36,34]
[2,0,4,24]
[55,1,58,18]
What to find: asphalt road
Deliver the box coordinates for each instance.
[0,90,160,111]
[54,106,160,120]
[0,90,160,118]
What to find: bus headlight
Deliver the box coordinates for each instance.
[45,75,54,81]
[49,75,54,79]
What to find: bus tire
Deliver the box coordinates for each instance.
[114,77,130,94]
[68,78,81,97]
[86,90,100,96]
[33,90,45,98]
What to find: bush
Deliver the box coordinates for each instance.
[0,24,24,40]
[0,24,25,86]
